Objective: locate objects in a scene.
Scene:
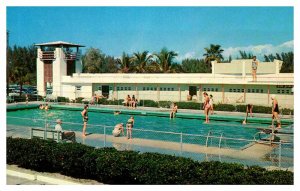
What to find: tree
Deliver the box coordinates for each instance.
[132,51,152,73]
[181,58,211,73]
[237,50,253,59]
[8,45,37,95]
[154,48,178,73]
[82,48,105,73]
[264,52,293,73]
[116,52,132,73]
[203,44,224,65]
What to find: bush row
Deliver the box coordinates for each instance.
[7,137,293,184]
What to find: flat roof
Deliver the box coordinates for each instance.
[34,41,85,47]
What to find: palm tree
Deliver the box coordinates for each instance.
[203,44,224,65]
[116,52,132,73]
[132,51,152,73]
[154,48,178,73]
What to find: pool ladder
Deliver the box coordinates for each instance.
[205,131,226,148]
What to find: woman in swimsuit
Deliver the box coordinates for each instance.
[271,95,281,128]
[81,104,89,137]
[126,116,134,139]
[203,92,211,123]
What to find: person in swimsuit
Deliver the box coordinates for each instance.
[271,95,281,128]
[112,123,124,137]
[126,116,134,139]
[203,92,211,123]
[209,95,214,115]
[242,104,253,125]
[170,102,178,118]
[81,104,89,137]
[252,56,259,82]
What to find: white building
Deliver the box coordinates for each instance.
[35,41,294,108]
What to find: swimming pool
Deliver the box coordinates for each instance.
[7,106,275,147]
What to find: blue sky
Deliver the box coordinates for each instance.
[7,7,293,60]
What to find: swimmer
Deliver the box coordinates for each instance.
[170,103,178,119]
[242,104,253,125]
[126,116,134,139]
[114,111,121,115]
[203,92,211,123]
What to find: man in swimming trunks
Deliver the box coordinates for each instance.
[252,56,259,82]
[126,116,134,139]
[242,104,253,125]
[271,95,281,128]
[81,104,89,137]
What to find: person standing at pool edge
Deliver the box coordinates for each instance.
[126,116,134,139]
[203,92,211,123]
[252,56,259,82]
[81,104,89,137]
[271,95,281,128]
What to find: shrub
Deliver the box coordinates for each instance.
[177,102,202,110]
[158,101,172,108]
[213,104,236,112]
[6,137,293,185]
[139,100,158,107]
[75,97,84,103]
[57,96,69,103]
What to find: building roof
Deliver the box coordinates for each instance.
[35,41,85,47]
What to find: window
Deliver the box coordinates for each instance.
[260,89,263,93]
[277,89,280,93]
[160,87,162,91]
[143,87,145,91]
[76,86,81,91]
[109,86,113,90]
[281,90,285,94]
[207,88,210,91]
[215,88,218,92]
[211,88,214,91]
[167,88,170,91]
[248,89,250,93]
[286,90,290,94]
[117,87,120,91]
[256,89,259,93]
[128,87,131,90]
[252,89,255,93]
[150,87,153,91]
[164,88,166,91]
[171,88,174,91]
[125,87,127,90]
[203,88,206,91]
[147,87,149,91]
[98,86,102,90]
[154,87,157,91]
[121,87,123,91]
[229,89,232,92]
[233,89,236,92]
[242,89,244,93]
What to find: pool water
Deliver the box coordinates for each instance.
[7,108,268,148]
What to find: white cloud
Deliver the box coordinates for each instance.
[175,51,197,62]
[223,40,294,59]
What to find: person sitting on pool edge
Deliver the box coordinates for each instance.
[54,119,76,143]
[170,102,178,118]
[126,116,134,139]
[112,123,124,137]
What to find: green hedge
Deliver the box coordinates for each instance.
[7,137,293,184]
[57,96,69,103]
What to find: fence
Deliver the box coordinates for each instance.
[6,115,293,170]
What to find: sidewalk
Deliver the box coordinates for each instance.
[7,165,102,185]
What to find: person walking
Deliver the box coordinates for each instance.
[271,95,281,128]
[81,104,89,137]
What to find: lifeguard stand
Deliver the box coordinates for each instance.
[35,41,85,97]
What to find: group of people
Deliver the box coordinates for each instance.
[242,95,281,128]
[123,95,138,108]
[112,116,135,139]
[39,103,50,110]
